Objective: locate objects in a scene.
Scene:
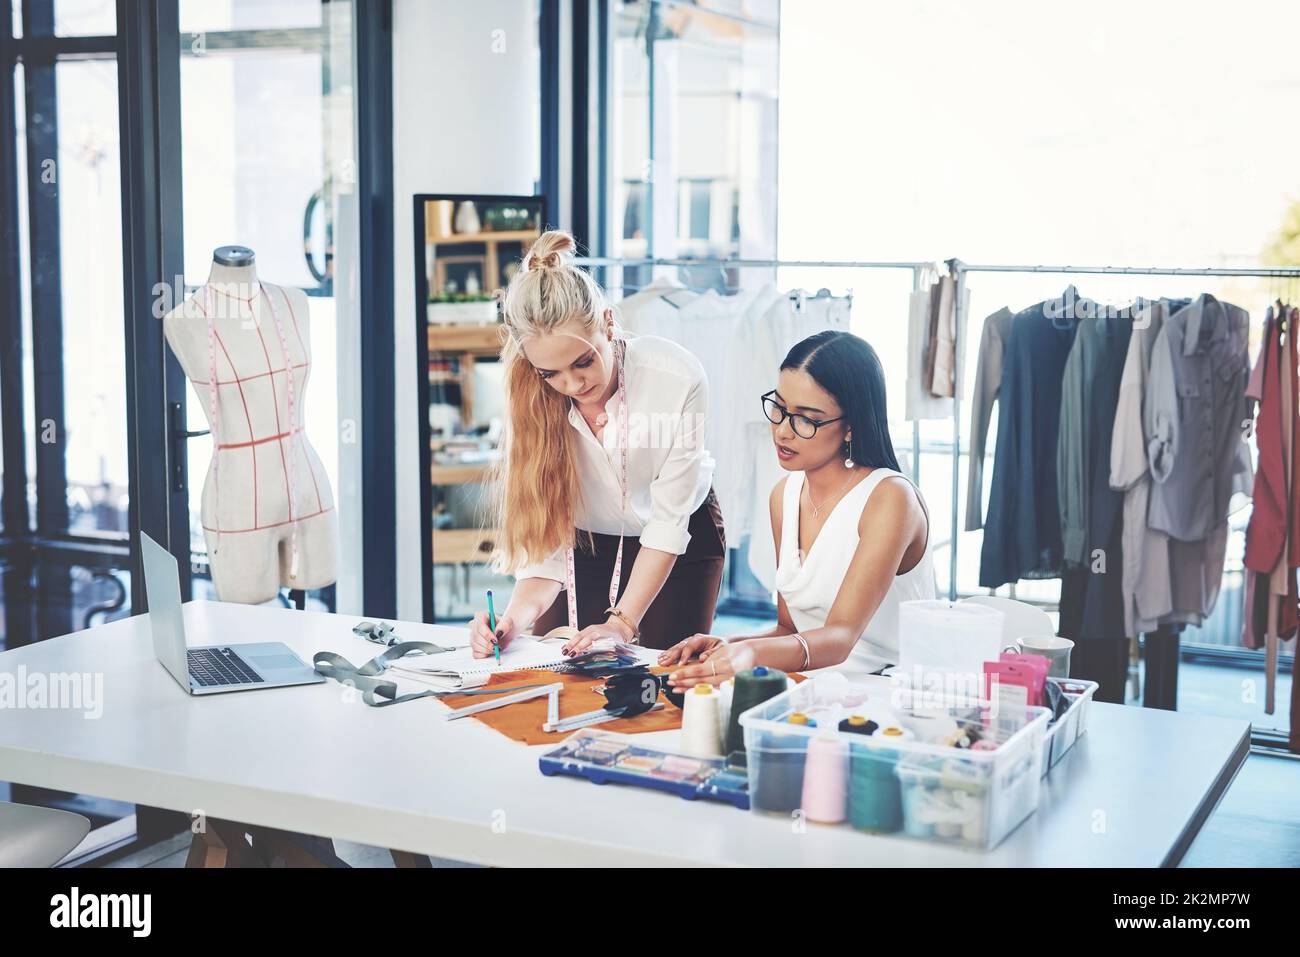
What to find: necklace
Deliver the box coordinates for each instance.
[805,469,859,518]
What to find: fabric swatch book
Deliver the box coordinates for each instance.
[387,636,656,691]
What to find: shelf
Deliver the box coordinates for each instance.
[432,527,499,565]
[428,323,502,354]
[427,228,541,245]
[431,462,494,485]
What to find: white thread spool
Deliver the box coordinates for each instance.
[716,678,734,739]
[681,683,724,757]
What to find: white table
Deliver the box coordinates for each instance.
[0,601,1249,867]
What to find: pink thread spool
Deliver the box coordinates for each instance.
[801,736,849,824]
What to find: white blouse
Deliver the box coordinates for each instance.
[775,468,937,677]
[516,333,715,582]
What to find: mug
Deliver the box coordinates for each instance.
[1003,635,1074,678]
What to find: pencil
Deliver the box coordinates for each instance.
[487,589,499,664]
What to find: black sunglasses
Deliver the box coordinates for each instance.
[761,390,844,439]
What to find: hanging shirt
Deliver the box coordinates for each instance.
[1242,307,1300,672]
[515,333,715,582]
[1109,299,1200,638]
[715,284,783,539]
[979,289,1082,589]
[964,306,1014,531]
[905,267,968,421]
[927,275,958,397]
[619,279,777,544]
[743,293,853,591]
[1145,294,1253,541]
[1056,311,1133,641]
[1245,308,1290,577]
[1058,312,1133,569]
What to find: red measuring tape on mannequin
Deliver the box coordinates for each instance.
[197,282,307,579]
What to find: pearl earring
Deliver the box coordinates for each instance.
[843,439,855,470]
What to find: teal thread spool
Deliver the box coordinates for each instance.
[847,722,906,833]
[751,711,812,814]
[725,665,788,755]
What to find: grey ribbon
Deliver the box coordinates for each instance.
[313,640,552,708]
[313,640,455,707]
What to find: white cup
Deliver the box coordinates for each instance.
[1002,635,1074,678]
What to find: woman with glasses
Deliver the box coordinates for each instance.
[467,230,725,657]
[661,329,935,686]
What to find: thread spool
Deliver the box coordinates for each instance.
[750,723,808,815]
[681,683,724,757]
[717,678,734,736]
[901,713,956,744]
[801,736,848,824]
[847,728,907,833]
[725,666,788,755]
[876,725,913,741]
[838,715,877,736]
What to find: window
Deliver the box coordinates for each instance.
[175,0,361,612]
[605,0,778,270]
[779,0,1295,735]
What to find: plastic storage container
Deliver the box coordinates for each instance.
[738,674,1050,850]
[1041,677,1098,775]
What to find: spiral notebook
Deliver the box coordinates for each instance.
[386,636,573,691]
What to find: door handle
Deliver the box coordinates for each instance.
[169,401,210,493]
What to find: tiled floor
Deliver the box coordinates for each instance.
[1181,753,1300,868]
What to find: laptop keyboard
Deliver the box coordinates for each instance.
[188,647,265,688]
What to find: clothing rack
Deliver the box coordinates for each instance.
[575,254,1300,607]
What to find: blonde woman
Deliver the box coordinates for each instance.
[468,230,725,656]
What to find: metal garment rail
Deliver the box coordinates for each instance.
[949,259,1300,601]
[577,255,1300,602]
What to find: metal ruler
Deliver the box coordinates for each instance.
[544,701,664,734]
[444,682,564,723]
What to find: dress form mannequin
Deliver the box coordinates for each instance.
[163,246,338,604]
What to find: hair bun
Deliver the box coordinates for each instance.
[525,229,576,271]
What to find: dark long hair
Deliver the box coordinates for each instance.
[780,330,901,471]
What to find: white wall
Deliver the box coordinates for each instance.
[392,0,540,621]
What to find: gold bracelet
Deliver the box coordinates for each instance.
[604,606,641,644]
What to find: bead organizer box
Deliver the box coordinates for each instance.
[538,728,751,809]
[738,673,1050,850]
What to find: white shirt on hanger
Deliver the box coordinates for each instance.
[744,293,853,591]
[516,333,715,582]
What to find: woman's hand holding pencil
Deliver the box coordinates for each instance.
[469,603,520,659]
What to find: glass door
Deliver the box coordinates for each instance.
[1,0,133,826]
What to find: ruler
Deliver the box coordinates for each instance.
[444,682,564,722]
[545,701,665,734]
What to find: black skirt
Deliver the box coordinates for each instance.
[532,489,726,650]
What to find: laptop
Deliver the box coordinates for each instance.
[140,533,326,695]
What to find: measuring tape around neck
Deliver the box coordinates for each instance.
[564,338,630,632]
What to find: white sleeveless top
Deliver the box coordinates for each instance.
[774,468,937,677]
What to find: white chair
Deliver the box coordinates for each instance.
[960,595,1055,646]
[0,802,91,867]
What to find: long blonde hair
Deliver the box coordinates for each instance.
[493,229,610,572]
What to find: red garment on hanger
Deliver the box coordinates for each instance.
[1244,310,1300,641]
[1245,310,1287,576]
[1286,310,1300,753]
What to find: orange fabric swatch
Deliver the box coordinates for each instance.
[440,668,804,746]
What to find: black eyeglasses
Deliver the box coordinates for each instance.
[761,391,843,439]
